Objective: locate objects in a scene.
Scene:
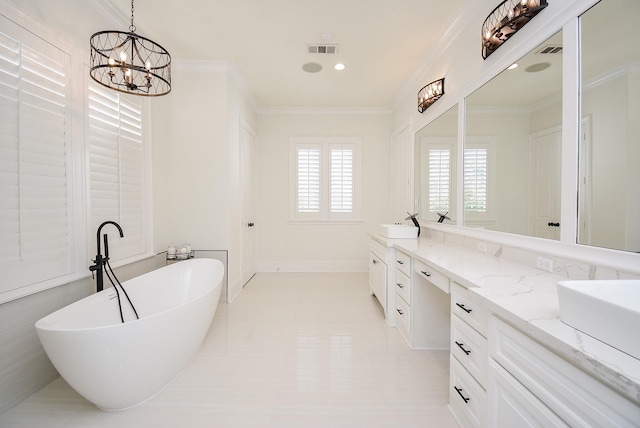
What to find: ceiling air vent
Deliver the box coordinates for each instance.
[307,44,338,54]
[536,45,563,55]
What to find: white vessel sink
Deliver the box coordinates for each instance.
[557,279,640,359]
[379,224,418,239]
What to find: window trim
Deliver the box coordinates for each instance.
[289,137,362,224]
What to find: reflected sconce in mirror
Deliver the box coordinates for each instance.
[482,0,548,60]
[417,78,445,113]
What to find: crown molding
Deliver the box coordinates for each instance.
[257,106,391,115]
[88,0,129,27]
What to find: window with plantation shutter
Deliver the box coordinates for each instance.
[0,17,73,298]
[297,147,320,213]
[88,83,149,263]
[464,147,488,213]
[290,137,361,222]
[330,147,353,213]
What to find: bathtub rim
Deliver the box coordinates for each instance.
[35,258,224,333]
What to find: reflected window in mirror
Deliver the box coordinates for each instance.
[415,105,458,223]
[464,30,563,238]
[463,141,492,221]
[578,0,640,252]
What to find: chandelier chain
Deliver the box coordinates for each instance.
[129,0,136,33]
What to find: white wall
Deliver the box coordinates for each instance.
[153,66,230,250]
[151,63,257,301]
[255,110,391,272]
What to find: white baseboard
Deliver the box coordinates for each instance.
[256,261,368,273]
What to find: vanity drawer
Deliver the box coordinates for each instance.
[451,282,488,337]
[451,314,488,386]
[394,268,410,304]
[450,354,486,428]
[414,259,449,294]
[395,294,410,338]
[394,250,411,277]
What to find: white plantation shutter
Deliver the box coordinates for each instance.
[0,17,73,294]
[291,138,360,222]
[427,148,451,213]
[464,147,488,213]
[330,147,353,213]
[88,83,147,262]
[297,147,320,213]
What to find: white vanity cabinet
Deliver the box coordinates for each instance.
[449,282,489,428]
[393,250,412,340]
[368,239,389,317]
[395,252,451,350]
[488,316,640,427]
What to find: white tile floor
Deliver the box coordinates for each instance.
[0,272,457,427]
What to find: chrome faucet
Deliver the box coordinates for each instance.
[89,221,124,292]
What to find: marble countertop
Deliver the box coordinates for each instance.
[369,233,640,406]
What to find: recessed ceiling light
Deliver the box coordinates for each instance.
[302,62,322,73]
[525,62,551,73]
[507,63,518,70]
[334,63,346,71]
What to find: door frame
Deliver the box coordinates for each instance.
[240,119,257,287]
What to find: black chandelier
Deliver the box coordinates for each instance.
[90,0,171,96]
[482,0,548,60]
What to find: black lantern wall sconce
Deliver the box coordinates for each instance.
[482,0,548,60]
[417,78,445,113]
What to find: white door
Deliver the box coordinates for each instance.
[530,128,562,240]
[240,122,256,286]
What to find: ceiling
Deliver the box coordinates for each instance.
[105,0,468,108]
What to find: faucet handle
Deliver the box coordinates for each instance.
[103,234,110,259]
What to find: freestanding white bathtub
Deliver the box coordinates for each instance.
[35,258,224,411]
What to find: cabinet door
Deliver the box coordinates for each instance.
[369,252,387,311]
[489,360,568,428]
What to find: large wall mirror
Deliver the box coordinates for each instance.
[578,0,640,252]
[415,105,458,223]
[464,31,563,239]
